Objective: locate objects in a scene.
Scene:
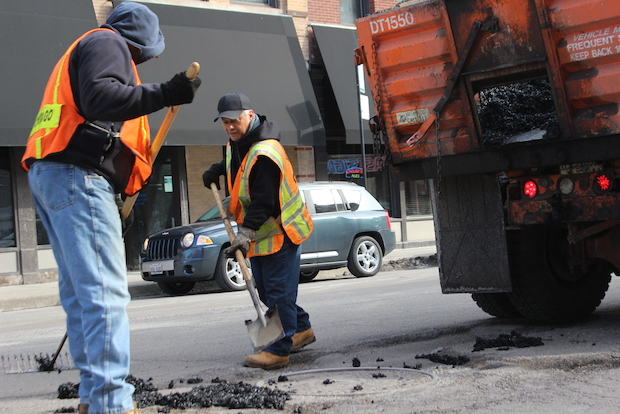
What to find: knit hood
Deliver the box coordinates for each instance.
[106,2,165,64]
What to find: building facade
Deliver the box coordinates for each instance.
[0,0,432,285]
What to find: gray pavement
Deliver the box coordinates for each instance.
[0,242,436,312]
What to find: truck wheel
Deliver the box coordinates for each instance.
[507,225,611,323]
[471,292,522,318]
[214,250,248,292]
[347,235,383,277]
[157,281,195,296]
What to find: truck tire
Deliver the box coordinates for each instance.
[471,292,522,318]
[507,225,611,323]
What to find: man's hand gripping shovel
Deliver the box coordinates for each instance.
[209,183,285,351]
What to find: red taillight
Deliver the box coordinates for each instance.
[384,210,391,229]
[594,174,612,192]
[523,181,538,198]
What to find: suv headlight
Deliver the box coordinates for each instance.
[143,238,149,252]
[181,233,195,248]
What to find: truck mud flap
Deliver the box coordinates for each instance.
[431,173,511,293]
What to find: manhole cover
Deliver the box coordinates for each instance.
[257,367,435,396]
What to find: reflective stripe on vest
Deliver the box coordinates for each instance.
[21,28,152,196]
[227,140,314,256]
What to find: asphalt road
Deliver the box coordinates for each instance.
[2,267,620,413]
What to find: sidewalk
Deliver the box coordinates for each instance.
[0,242,436,312]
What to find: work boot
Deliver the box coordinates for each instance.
[121,403,143,414]
[78,402,141,414]
[244,350,289,370]
[291,328,316,353]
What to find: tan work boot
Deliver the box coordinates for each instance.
[244,350,289,370]
[79,401,142,414]
[291,328,316,353]
[121,403,143,414]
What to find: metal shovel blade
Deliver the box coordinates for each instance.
[245,306,285,352]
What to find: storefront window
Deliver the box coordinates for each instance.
[405,180,432,216]
[35,211,51,245]
[124,148,184,270]
[340,0,368,25]
[0,148,15,248]
[233,0,276,6]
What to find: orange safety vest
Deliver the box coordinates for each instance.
[227,139,313,257]
[22,28,152,196]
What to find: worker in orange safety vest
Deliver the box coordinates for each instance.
[22,3,201,414]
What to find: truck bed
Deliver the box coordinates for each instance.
[355,0,620,179]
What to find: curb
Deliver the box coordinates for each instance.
[0,243,437,312]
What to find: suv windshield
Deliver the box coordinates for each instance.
[195,198,230,222]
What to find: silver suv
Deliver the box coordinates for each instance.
[140,182,396,295]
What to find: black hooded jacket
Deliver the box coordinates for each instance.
[208,115,282,231]
[68,25,167,125]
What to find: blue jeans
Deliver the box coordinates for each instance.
[250,236,311,356]
[29,161,135,414]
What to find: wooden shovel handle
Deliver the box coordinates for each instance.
[210,183,268,329]
[121,62,200,219]
[210,183,254,282]
[150,62,200,160]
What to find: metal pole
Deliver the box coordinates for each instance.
[399,182,408,243]
[355,63,368,188]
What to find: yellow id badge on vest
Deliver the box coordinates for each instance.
[30,103,63,137]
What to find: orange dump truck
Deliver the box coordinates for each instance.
[355,0,620,322]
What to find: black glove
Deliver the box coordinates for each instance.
[225,227,256,258]
[161,72,202,106]
[202,169,221,190]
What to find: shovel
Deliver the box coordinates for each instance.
[209,183,285,351]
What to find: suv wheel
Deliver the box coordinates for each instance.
[299,269,320,283]
[347,235,383,277]
[214,249,248,291]
[157,281,195,295]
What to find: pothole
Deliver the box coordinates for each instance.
[257,367,435,396]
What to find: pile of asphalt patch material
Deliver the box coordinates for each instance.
[473,331,544,352]
[58,375,290,411]
[409,331,544,368]
[477,79,561,147]
[415,353,470,367]
[54,408,77,413]
[35,354,57,372]
[57,382,79,399]
[135,375,289,411]
[381,254,438,271]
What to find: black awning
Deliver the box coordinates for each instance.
[0,0,96,146]
[1,1,324,147]
[311,24,374,145]
[121,1,325,147]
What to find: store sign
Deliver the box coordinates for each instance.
[346,167,364,179]
[327,156,386,175]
